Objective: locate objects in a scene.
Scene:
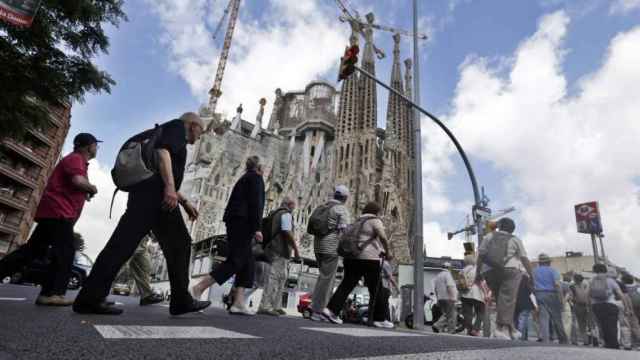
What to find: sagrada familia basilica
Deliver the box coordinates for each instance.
[181,29,417,265]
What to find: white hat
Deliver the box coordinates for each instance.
[335,185,350,197]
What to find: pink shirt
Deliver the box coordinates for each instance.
[35,152,88,220]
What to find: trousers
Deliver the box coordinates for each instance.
[328,258,386,322]
[259,255,288,311]
[311,253,339,313]
[210,219,255,288]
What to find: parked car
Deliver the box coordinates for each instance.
[10,250,93,290]
[112,283,131,296]
[297,292,312,318]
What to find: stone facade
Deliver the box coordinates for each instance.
[180,28,416,264]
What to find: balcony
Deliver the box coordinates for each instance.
[0,191,28,211]
[28,128,55,148]
[0,222,19,235]
[1,139,47,168]
[0,162,37,189]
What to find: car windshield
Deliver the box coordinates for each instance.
[75,253,93,267]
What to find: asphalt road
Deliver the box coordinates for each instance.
[0,284,637,360]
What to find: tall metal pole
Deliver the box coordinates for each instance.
[411,0,425,330]
[598,234,606,264]
[591,233,599,264]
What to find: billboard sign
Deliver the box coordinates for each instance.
[0,0,42,27]
[574,201,603,234]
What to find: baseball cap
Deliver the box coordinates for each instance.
[73,133,102,147]
[335,185,350,197]
[538,253,551,263]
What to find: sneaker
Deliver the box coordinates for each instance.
[431,325,441,333]
[72,300,124,315]
[257,308,280,316]
[275,308,287,316]
[468,330,481,337]
[310,312,325,322]
[492,328,511,340]
[36,295,73,306]
[510,329,522,340]
[321,308,343,324]
[373,320,395,329]
[229,305,256,316]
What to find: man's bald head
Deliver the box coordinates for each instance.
[180,112,204,144]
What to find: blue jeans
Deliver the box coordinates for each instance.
[517,310,532,340]
[536,291,568,343]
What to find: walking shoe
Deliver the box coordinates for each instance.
[373,321,395,329]
[310,312,325,321]
[431,325,441,333]
[492,328,511,340]
[169,299,211,316]
[321,308,343,324]
[35,295,73,306]
[229,305,256,316]
[140,293,164,306]
[72,300,124,315]
[257,308,280,316]
[35,295,56,306]
[468,330,480,337]
[510,329,522,340]
[275,308,287,316]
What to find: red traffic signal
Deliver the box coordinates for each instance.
[338,45,359,81]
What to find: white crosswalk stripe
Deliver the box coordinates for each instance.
[0,297,26,301]
[94,325,259,339]
[300,327,425,337]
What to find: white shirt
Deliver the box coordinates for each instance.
[434,270,458,301]
[461,265,484,302]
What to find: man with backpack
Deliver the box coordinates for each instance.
[569,273,590,345]
[258,196,300,316]
[590,263,625,349]
[308,185,351,321]
[477,217,534,340]
[74,113,211,316]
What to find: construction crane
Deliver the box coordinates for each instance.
[206,0,241,129]
[447,207,516,240]
[335,0,428,60]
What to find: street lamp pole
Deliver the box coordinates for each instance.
[411,0,425,330]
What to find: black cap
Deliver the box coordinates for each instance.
[73,133,102,148]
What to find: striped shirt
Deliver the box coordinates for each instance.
[313,199,351,255]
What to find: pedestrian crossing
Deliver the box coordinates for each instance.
[0,297,26,301]
[301,327,425,337]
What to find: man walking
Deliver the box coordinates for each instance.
[461,255,485,336]
[433,262,459,334]
[309,185,351,321]
[477,217,534,340]
[74,113,210,315]
[569,273,590,345]
[534,253,568,344]
[117,234,164,306]
[258,196,300,316]
[0,133,99,306]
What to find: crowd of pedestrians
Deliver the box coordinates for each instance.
[0,111,638,353]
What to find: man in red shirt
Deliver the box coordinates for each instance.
[0,133,99,306]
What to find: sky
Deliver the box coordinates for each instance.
[66,0,640,274]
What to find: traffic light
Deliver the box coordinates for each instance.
[338,45,359,81]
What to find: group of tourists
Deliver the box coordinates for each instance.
[435,217,640,350]
[0,113,638,353]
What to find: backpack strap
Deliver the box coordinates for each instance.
[356,217,380,251]
[108,188,119,219]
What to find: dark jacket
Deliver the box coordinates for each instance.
[223,170,265,233]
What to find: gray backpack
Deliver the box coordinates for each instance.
[109,125,163,217]
[478,231,513,270]
[590,274,609,302]
[337,217,378,258]
[307,202,338,237]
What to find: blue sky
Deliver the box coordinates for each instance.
[69,0,640,274]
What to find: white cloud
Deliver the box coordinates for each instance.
[610,0,640,14]
[423,10,640,274]
[146,0,349,121]
[74,159,126,262]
